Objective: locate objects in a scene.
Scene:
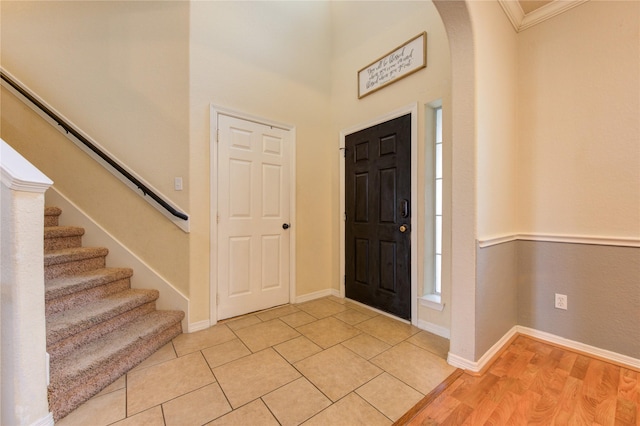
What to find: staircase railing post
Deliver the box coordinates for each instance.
[1,140,54,426]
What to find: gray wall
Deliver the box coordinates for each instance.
[517,241,640,359]
[475,240,639,361]
[476,241,519,359]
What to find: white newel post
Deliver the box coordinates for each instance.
[1,140,54,426]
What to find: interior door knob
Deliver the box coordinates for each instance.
[399,224,408,233]
[282,223,290,230]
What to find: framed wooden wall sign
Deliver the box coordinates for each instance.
[358,32,427,99]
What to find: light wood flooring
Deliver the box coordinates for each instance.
[395,335,639,425]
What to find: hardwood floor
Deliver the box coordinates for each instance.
[395,335,639,425]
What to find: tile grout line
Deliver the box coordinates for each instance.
[76,298,451,425]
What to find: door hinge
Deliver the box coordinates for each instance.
[344,275,346,285]
[217,212,220,224]
[343,212,347,221]
[216,129,220,143]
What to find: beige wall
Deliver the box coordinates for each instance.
[1,2,191,294]
[188,1,334,322]
[2,0,453,327]
[1,1,190,203]
[4,0,637,363]
[472,1,519,240]
[330,0,452,331]
[518,0,640,239]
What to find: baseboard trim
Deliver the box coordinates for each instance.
[447,326,640,373]
[517,326,640,371]
[447,326,519,373]
[295,288,340,304]
[187,319,211,334]
[417,320,450,339]
[31,412,54,426]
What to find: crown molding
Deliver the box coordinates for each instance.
[498,0,589,32]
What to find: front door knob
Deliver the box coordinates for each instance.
[399,224,408,233]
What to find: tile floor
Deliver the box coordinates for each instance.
[57,296,455,426]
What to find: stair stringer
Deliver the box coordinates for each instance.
[46,187,189,332]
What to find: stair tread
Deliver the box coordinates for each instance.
[49,310,184,383]
[42,207,186,421]
[47,288,159,343]
[46,267,134,300]
[45,206,62,216]
[44,226,85,239]
[44,246,109,266]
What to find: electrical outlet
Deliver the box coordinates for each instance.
[555,293,567,310]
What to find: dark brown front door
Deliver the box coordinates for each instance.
[345,114,411,319]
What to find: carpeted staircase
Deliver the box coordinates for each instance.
[44,206,185,421]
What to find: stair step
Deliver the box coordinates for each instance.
[44,226,85,252]
[48,310,184,421]
[41,206,186,421]
[46,267,134,315]
[44,247,109,280]
[45,206,62,227]
[47,288,159,348]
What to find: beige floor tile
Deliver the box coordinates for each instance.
[302,393,391,426]
[130,342,177,372]
[233,318,300,352]
[202,338,251,368]
[296,316,361,348]
[56,388,125,426]
[127,351,216,415]
[356,315,420,345]
[213,348,301,408]
[371,341,456,394]
[112,406,164,426]
[295,345,382,401]
[163,383,232,426]
[206,399,279,426]
[263,378,332,426]
[60,297,455,425]
[256,304,300,321]
[341,333,391,360]
[326,295,348,305]
[274,336,323,363]
[223,314,262,331]
[343,301,380,317]
[279,311,317,327]
[172,324,236,356]
[406,330,450,359]
[356,372,424,421]
[296,298,348,318]
[94,375,126,397]
[333,308,375,325]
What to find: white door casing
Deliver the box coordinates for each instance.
[212,109,294,321]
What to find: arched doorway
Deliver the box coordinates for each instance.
[432,0,478,365]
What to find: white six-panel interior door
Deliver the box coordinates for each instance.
[216,113,292,320]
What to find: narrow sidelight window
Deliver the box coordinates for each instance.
[434,107,443,294]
